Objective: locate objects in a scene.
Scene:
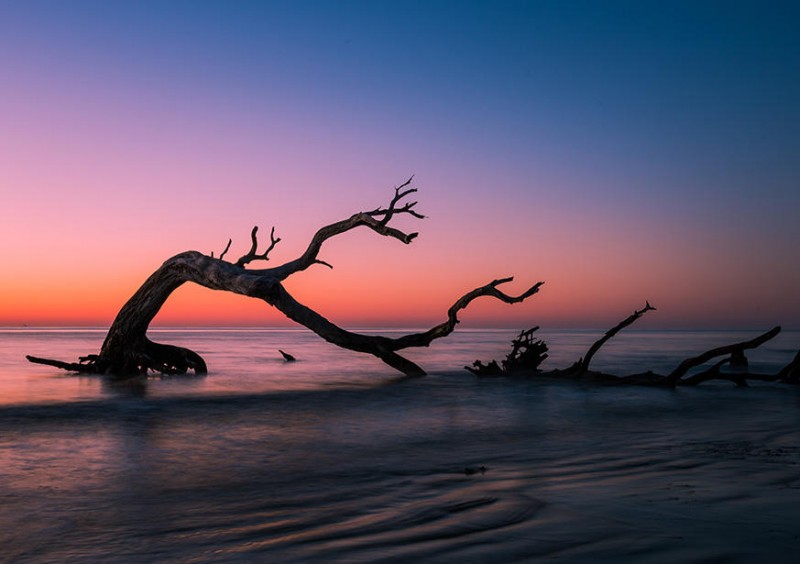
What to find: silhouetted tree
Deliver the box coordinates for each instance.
[27,179,541,378]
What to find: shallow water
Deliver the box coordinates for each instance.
[2,328,800,562]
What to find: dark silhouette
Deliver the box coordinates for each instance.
[278,350,296,362]
[467,326,549,376]
[26,179,541,378]
[468,304,800,387]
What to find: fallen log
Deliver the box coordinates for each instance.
[469,307,798,388]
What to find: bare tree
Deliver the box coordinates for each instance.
[27,179,542,378]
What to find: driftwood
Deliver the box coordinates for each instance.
[469,303,800,387]
[577,301,655,373]
[26,179,541,379]
[278,350,296,362]
[466,327,549,376]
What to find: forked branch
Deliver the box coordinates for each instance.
[666,326,782,385]
[236,226,281,267]
[259,185,425,280]
[261,276,543,376]
[364,176,426,226]
[391,278,544,350]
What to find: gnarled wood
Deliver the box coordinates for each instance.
[465,326,548,376]
[26,181,541,378]
[468,313,799,388]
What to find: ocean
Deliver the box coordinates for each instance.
[2,327,800,562]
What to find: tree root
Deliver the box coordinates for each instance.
[27,339,206,378]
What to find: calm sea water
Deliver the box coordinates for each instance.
[2,328,800,562]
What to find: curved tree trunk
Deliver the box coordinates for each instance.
[27,180,542,378]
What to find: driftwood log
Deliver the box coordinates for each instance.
[278,350,296,362]
[468,303,800,387]
[27,179,542,378]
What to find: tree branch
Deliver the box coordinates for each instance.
[468,310,798,389]
[778,349,800,384]
[364,176,426,225]
[666,326,782,385]
[218,238,233,261]
[258,276,542,376]
[577,301,656,373]
[256,181,424,280]
[390,278,544,350]
[26,355,89,372]
[236,226,281,267]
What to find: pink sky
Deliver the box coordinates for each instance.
[1,2,798,329]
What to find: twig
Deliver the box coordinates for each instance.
[219,239,233,261]
[236,226,281,267]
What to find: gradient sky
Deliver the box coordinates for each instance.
[1,0,798,329]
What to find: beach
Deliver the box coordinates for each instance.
[2,328,800,562]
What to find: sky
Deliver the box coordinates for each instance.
[1,0,798,329]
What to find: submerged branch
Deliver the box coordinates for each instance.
[778,349,800,384]
[468,313,796,389]
[26,355,89,372]
[577,301,655,373]
[666,326,781,385]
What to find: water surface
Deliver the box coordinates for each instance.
[1,328,799,562]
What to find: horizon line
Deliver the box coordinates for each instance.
[1,324,796,333]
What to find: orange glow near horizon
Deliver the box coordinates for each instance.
[3,227,796,330]
[1,3,798,330]
[1,194,799,330]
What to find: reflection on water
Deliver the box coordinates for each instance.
[1,328,800,562]
[5,327,800,405]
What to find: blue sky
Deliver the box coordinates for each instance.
[1,1,798,327]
